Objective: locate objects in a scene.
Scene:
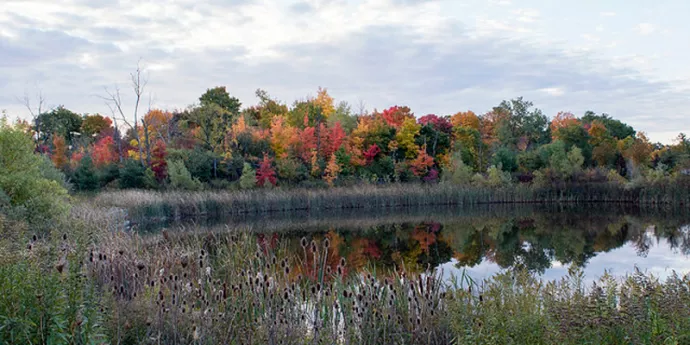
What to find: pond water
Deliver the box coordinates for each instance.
[134,204,690,284]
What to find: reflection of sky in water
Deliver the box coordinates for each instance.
[441,236,690,285]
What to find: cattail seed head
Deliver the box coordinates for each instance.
[300,237,308,248]
[323,238,330,249]
[62,233,67,241]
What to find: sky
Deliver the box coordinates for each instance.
[1,0,689,144]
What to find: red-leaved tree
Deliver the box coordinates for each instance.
[363,144,381,165]
[150,140,168,182]
[256,154,277,187]
[92,136,118,167]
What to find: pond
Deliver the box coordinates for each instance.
[132,204,690,284]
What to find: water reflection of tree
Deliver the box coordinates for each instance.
[243,208,690,277]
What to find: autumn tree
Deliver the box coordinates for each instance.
[396,117,420,159]
[379,105,413,129]
[410,145,434,177]
[323,153,341,186]
[313,87,335,119]
[150,140,168,182]
[51,135,68,169]
[256,154,277,187]
[91,135,118,167]
[550,112,580,140]
[450,111,480,130]
[81,114,113,138]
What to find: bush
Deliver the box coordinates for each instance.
[118,159,146,189]
[0,118,69,230]
[72,155,99,191]
[167,159,202,191]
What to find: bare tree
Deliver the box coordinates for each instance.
[17,87,46,143]
[101,60,148,167]
[356,99,367,117]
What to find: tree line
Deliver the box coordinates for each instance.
[6,81,690,192]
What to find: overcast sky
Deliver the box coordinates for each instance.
[1,0,689,143]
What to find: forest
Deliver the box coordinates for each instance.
[8,84,690,194]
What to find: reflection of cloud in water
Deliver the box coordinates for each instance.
[445,238,690,285]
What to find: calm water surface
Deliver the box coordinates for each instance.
[135,204,690,283]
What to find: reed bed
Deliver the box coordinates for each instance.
[94,182,690,222]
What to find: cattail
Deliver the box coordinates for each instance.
[32,234,37,242]
[310,240,317,252]
[340,257,346,267]
[27,243,33,251]
[323,238,330,249]
[136,262,145,270]
[301,237,308,248]
[62,233,67,241]
[285,266,290,275]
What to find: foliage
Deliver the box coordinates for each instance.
[167,159,202,191]
[150,140,168,182]
[80,113,112,137]
[256,154,277,187]
[72,155,99,191]
[21,86,689,195]
[0,119,69,229]
[118,159,147,189]
[239,162,257,189]
[36,105,82,143]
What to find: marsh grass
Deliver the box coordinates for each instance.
[84,223,453,344]
[3,205,690,344]
[450,267,690,345]
[94,182,690,222]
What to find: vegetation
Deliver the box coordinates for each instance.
[1,204,689,344]
[95,179,690,221]
[6,85,689,197]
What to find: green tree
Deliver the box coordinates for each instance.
[491,146,518,172]
[167,159,202,190]
[72,155,99,191]
[36,105,83,143]
[328,101,358,134]
[443,149,474,185]
[0,117,69,229]
[199,86,241,118]
[119,159,147,189]
[183,104,232,178]
[582,111,635,140]
[239,162,256,189]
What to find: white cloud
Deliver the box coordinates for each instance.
[539,87,565,96]
[637,22,656,35]
[600,11,616,17]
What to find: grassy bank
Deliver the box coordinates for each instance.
[94,181,690,221]
[1,206,689,344]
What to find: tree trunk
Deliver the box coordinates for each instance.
[143,119,151,167]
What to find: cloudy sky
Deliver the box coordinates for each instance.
[1,0,689,143]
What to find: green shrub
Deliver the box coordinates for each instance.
[168,159,202,191]
[118,159,146,189]
[72,155,99,191]
[0,118,69,230]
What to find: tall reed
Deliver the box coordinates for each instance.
[94,181,690,222]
